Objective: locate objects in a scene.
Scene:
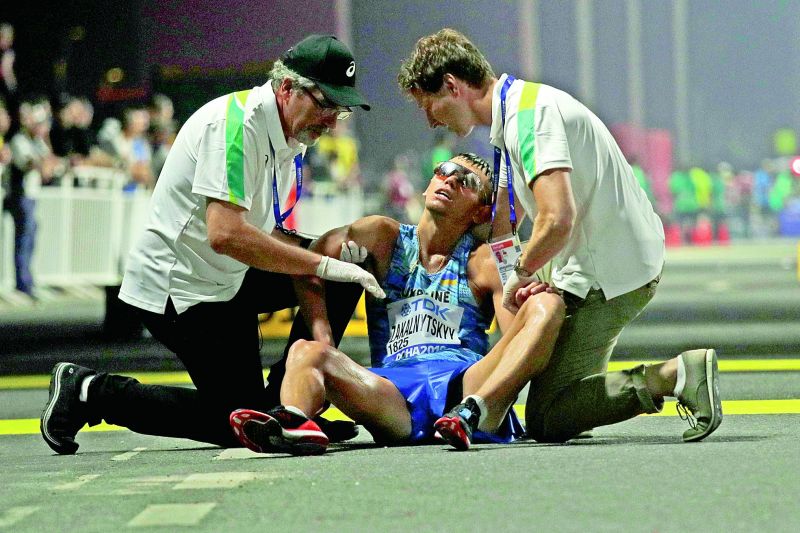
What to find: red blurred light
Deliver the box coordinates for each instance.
[791,157,800,177]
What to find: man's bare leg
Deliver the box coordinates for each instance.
[280,339,413,443]
[460,292,565,430]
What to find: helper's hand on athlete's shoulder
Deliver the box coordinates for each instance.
[339,240,368,264]
[308,216,404,300]
[315,256,386,299]
[312,216,400,284]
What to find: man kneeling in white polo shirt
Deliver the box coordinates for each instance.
[40,35,382,455]
[398,28,722,446]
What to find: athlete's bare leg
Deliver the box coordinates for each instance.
[281,339,412,442]
[462,292,565,430]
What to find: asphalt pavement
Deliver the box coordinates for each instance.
[1,368,799,532]
[0,239,799,531]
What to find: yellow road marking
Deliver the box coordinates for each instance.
[0,371,195,390]
[2,359,799,390]
[0,420,126,435]
[510,399,800,418]
[4,400,799,436]
[606,359,800,372]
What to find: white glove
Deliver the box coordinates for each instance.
[316,256,386,299]
[339,240,368,263]
[501,269,539,314]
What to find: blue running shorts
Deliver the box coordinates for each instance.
[370,348,524,444]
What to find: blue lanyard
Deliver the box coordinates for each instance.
[272,151,303,230]
[491,75,518,235]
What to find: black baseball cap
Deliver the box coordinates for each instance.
[282,34,371,111]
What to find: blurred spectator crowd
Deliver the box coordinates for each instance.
[375,127,800,246]
[0,22,176,298]
[665,158,800,246]
[1,19,799,300]
[377,136,800,247]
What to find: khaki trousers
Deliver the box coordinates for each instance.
[525,275,663,442]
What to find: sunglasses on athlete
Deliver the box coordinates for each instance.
[303,87,353,120]
[433,161,484,193]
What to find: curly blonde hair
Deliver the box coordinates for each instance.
[398,28,494,94]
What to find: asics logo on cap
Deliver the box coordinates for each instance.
[346,61,355,77]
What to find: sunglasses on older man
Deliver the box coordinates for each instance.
[433,161,484,194]
[303,87,352,120]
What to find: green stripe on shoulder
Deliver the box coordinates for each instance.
[225,89,251,204]
[517,82,541,183]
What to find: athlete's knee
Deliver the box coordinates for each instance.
[519,292,566,329]
[286,339,329,371]
[544,292,566,326]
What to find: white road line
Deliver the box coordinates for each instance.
[126,475,184,491]
[0,506,39,529]
[80,475,184,497]
[112,447,147,461]
[53,474,101,491]
[172,471,256,490]
[127,503,216,527]
[130,475,185,484]
[212,448,262,460]
[707,280,732,292]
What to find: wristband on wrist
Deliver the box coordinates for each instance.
[513,257,535,278]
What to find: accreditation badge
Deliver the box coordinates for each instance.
[489,233,523,285]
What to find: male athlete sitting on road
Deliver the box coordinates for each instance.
[229,153,566,454]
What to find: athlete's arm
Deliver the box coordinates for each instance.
[293,216,400,345]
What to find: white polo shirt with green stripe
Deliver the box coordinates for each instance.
[120,83,304,314]
[490,73,664,300]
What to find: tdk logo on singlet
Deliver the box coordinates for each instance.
[400,297,450,320]
[385,293,465,359]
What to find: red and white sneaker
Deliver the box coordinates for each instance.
[433,397,481,451]
[229,407,328,456]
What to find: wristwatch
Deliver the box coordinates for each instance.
[514,257,535,278]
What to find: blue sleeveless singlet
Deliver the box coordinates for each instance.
[367,224,490,368]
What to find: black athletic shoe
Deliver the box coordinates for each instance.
[434,397,481,451]
[229,407,329,456]
[314,417,359,443]
[40,362,95,455]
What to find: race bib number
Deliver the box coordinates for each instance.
[385,295,464,362]
[489,233,523,285]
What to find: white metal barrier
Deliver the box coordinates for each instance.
[0,167,151,294]
[0,172,367,296]
[293,187,365,236]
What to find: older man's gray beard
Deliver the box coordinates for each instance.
[295,127,329,146]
